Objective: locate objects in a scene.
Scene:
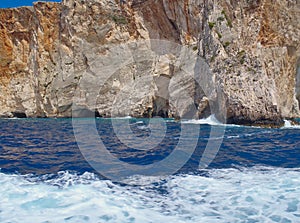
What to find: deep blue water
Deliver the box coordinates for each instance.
[1,118,300,223]
[0,118,299,176]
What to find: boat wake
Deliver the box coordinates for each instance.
[1,167,299,223]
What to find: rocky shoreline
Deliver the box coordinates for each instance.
[0,0,299,127]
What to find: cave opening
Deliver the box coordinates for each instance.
[12,111,27,118]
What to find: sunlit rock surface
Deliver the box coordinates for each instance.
[0,0,299,126]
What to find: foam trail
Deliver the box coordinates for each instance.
[1,167,299,223]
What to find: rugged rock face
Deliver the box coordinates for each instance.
[0,2,61,117]
[0,0,299,126]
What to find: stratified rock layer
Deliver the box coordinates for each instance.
[0,0,299,126]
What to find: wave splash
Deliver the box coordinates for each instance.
[181,115,223,126]
[282,120,300,129]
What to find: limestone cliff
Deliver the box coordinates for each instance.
[0,0,299,126]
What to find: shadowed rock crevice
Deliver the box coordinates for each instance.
[152,74,171,118]
[12,111,27,118]
[152,96,169,118]
[72,105,102,118]
[296,59,300,109]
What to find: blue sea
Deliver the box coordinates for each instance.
[0,117,300,223]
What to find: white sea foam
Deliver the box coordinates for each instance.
[226,130,273,139]
[112,116,133,119]
[180,115,246,128]
[137,125,149,130]
[134,121,144,124]
[181,115,223,126]
[1,167,300,223]
[282,120,300,129]
[181,115,293,129]
[2,117,21,120]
